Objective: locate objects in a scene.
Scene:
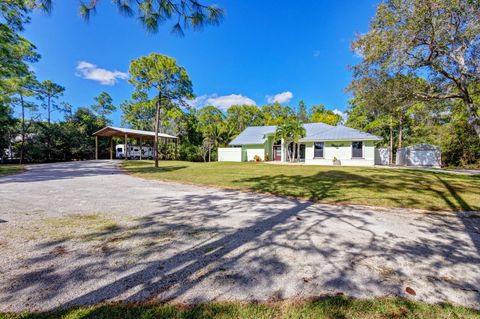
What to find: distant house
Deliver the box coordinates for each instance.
[222,123,382,166]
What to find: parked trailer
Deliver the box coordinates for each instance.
[116,144,153,160]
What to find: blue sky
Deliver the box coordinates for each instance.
[24,0,378,125]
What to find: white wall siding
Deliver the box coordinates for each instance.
[242,145,265,161]
[375,147,390,165]
[218,147,242,162]
[304,141,375,166]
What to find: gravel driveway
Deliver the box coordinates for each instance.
[0,160,479,312]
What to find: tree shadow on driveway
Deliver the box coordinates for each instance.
[1,182,480,311]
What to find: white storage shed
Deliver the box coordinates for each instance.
[396,144,441,168]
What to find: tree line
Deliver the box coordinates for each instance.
[2,0,479,167]
[346,0,480,167]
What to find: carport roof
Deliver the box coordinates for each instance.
[93,126,178,140]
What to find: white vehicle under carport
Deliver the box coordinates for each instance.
[116,144,153,160]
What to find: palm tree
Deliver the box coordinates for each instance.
[274,122,294,162]
[274,119,306,162]
[291,120,306,162]
[220,123,237,147]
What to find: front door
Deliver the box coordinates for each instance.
[299,144,305,161]
[273,145,281,161]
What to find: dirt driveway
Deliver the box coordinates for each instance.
[0,160,479,311]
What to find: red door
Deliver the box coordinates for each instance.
[273,146,281,161]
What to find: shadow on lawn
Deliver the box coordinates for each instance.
[122,164,188,175]
[235,169,480,211]
[1,183,480,311]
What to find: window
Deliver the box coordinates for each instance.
[314,142,324,158]
[352,141,363,158]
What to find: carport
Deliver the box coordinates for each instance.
[93,126,178,160]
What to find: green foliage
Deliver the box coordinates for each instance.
[91,91,116,120]
[274,118,306,162]
[121,92,156,131]
[352,0,480,136]
[128,52,193,166]
[0,0,51,31]
[14,107,109,162]
[0,103,15,155]
[197,105,225,161]
[296,100,309,122]
[78,0,223,35]
[37,79,65,124]
[129,53,193,101]
[3,296,479,319]
[309,104,342,125]
[226,104,264,134]
[261,102,295,125]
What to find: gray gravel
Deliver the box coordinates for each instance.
[0,160,479,312]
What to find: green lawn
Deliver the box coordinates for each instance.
[122,161,480,211]
[1,297,479,319]
[0,164,23,177]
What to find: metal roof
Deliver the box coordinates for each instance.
[93,126,178,139]
[229,123,381,145]
[229,125,277,145]
[299,125,382,142]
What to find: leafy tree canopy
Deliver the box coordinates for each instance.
[91,91,116,119]
[78,0,223,35]
[352,0,480,136]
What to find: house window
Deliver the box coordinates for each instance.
[352,141,363,158]
[314,142,324,158]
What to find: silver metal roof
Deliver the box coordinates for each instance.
[299,125,382,142]
[229,125,277,145]
[93,126,178,139]
[229,123,381,145]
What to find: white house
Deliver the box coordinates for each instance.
[222,123,382,166]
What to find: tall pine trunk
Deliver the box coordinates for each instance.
[154,92,161,167]
[47,96,51,161]
[20,94,25,165]
[389,116,393,165]
[398,111,403,149]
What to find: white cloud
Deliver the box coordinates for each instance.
[333,109,348,123]
[313,50,321,58]
[266,91,293,104]
[75,61,128,85]
[188,94,256,111]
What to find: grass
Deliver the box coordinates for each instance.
[122,161,480,211]
[1,296,478,319]
[0,164,23,176]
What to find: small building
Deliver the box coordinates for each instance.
[396,144,441,168]
[93,126,177,160]
[219,123,382,166]
[375,147,391,165]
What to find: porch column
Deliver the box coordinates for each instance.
[124,134,128,160]
[95,135,98,160]
[280,138,285,162]
[109,137,113,160]
[139,137,143,160]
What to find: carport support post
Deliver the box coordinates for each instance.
[109,137,113,160]
[124,133,128,160]
[139,137,143,160]
[95,135,98,160]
